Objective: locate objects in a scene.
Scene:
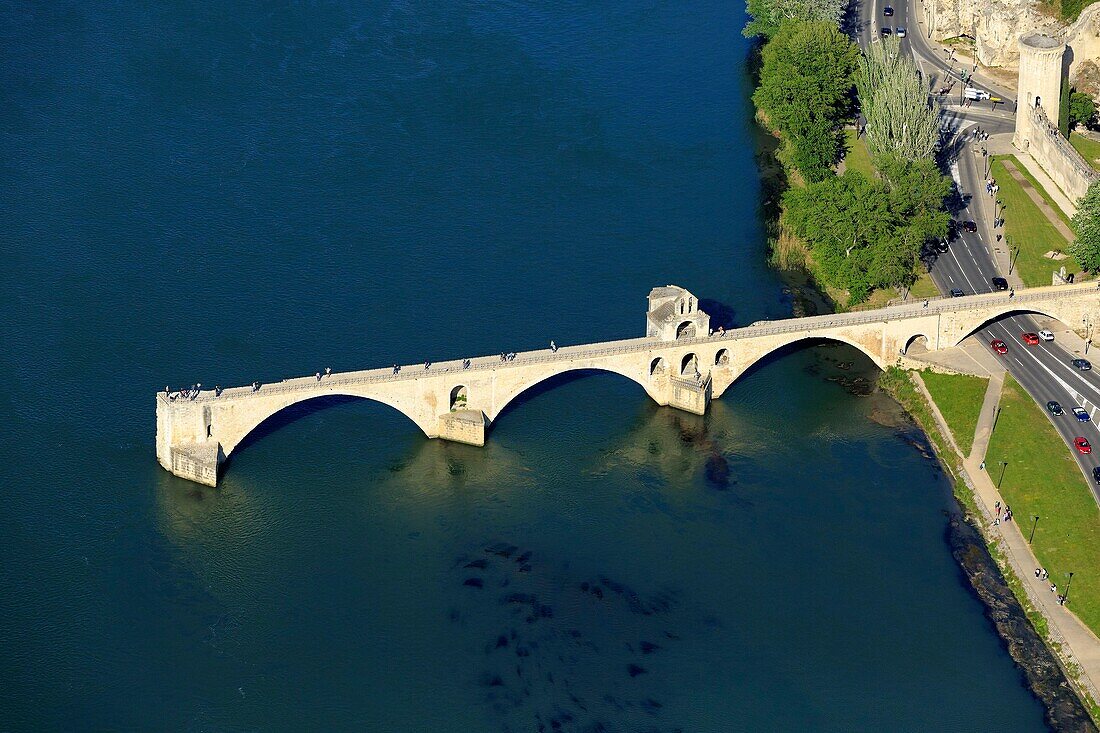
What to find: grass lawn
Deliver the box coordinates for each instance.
[1005,155,1074,229]
[842,128,875,179]
[1070,131,1100,173]
[990,156,1078,287]
[920,371,988,456]
[985,375,1100,637]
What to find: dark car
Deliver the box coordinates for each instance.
[962,221,978,233]
[950,288,965,297]
[1047,401,1064,416]
[1074,407,1091,422]
[1073,358,1093,371]
[1092,466,1100,485]
[947,220,958,240]
[883,5,894,15]
[991,277,1009,290]
[880,26,892,35]
[935,240,949,254]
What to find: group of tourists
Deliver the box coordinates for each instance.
[993,500,1014,526]
[985,177,999,198]
[314,367,332,381]
[1036,568,1071,605]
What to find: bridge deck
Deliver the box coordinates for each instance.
[159,282,1091,405]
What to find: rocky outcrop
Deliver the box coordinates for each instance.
[928,0,1100,78]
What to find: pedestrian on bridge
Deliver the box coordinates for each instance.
[550,340,557,352]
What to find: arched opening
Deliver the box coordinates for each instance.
[1035,95,1041,108]
[903,334,930,355]
[650,357,668,376]
[491,367,651,428]
[688,297,694,312]
[680,353,699,377]
[676,321,696,339]
[715,348,730,366]
[680,299,685,315]
[450,385,468,410]
[953,308,1070,346]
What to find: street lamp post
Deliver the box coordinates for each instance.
[991,405,1002,436]
[997,460,1009,488]
[1064,571,1075,603]
[1009,246,1020,275]
[1029,515,1039,544]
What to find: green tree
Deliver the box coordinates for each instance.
[753,21,859,181]
[744,0,847,38]
[855,37,940,161]
[1070,91,1097,130]
[1059,76,1072,137]
[1071,180,1100,271]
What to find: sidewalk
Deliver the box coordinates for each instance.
[960,377,1100,703]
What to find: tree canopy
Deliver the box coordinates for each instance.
[855,37,940,161]
[1071,180,1100,272]
[783,161,950,303]
[1070,91,1097,130]
[753,21,859,182]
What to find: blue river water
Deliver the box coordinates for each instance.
[0,1,1049,730]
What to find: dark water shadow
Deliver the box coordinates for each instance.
[698,299,738,330]
[733,338,879,388]
[220,394,411,473]
[490,368,643,430]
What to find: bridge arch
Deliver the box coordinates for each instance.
[730,333,887,390]
[903,334,930,355]
[489,365,654,424]
[952,305,1073,345]
[715,348,730,366]
[450,385,468,410]
[217,390,435,459]
[650,357,668,375]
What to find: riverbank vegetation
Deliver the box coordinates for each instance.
[747,6,951,306]
[1071,181,1100,272]
[986,376,1100,636]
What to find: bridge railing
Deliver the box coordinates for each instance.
[163,283,1095,404]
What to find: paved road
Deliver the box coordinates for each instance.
[852,0,1100,505]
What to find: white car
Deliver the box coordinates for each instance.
[1038,329,1055,341]
[896,27,907,37]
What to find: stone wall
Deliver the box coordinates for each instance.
[1022,105,1100,201]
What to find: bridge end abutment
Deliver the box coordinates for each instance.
[667,375,711,416]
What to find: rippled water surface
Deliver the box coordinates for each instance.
[1,1,1048,730]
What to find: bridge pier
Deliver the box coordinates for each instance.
[437,409,487,446]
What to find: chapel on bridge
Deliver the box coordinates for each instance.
[646,285,710,341]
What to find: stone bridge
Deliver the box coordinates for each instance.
[156,282,1100,486]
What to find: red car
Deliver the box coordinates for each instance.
[1021,332,1040,346]
[990,339,1008,355]
[1075,437,1092,454]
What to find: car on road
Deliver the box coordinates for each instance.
[950,288,965,297]
[991,277,1009,291]
[947,220,958,240]
[1021,332,1040,345]
[1038,329,1055,341]
[896,26,907,37]
[1047,401,1064,416]
[881,27,892,35]
[883,5,894,15]
[962,220,978,233]
[935,240,949,253]
[990,339,1008,354]
[1073,358,1092,371]
[1093,466,1100,484]
[1073,407,1091,422]
[1075,437,1093,454]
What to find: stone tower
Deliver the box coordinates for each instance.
[1014,32,1066,148]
